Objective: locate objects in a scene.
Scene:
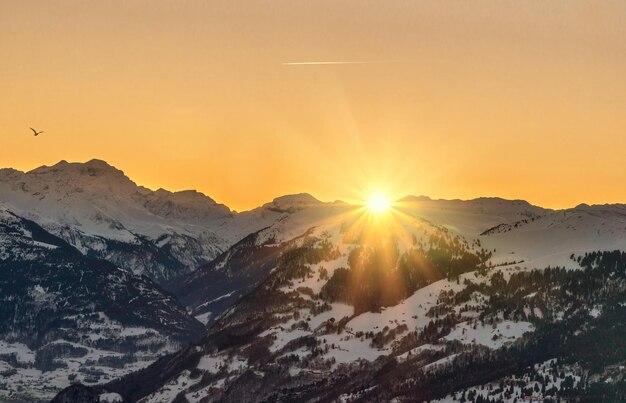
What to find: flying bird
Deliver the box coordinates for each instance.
[30,127,44,136]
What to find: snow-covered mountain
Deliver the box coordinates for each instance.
[0,161,356,284]
[165,194,551,329]
[3,159,626,402]
[480,203,626,270]
[395,195,548,236]
[0,159,553,284]
[53,190,626,402]
[0,204,205,402]
[0,160,239,282]
[165,195,354,327]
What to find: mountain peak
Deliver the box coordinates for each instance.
[0,167,22,178]
[271,193,321,206]
[29,159,126,179]
[173,189,216,203]
[264,193,322,213]
[398,195,432,203]
[471,196,531,205]
[84,158,114,169]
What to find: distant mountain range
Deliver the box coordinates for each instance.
[1,160,626,402]
[0,160,326,283]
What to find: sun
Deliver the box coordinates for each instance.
[365,193,392,213]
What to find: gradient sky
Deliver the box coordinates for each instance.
[2,1,626,211]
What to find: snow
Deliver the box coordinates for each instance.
[396,198,626,273]
[338,386,378,402]
[0,341,36,364]
[482,207,626,270]
[322,333,386,365]
[196,291,237,310]
[348,278,465,335]
[396,344,444,361]
[99,392,123,402]
[227,356,247,372]
[118,327,154,337]
[0,338,158,402]
[32,240,58,249]
[444,320,534,349]
[269,329,311,353]
[195,312,212,325]
[0,305,185,400]
[259,302,354,346]
[423,353,460,370]
[395,197,546,236]
[197,355,227,373]
[590,307,602,318]
[0,160,234,258]
[280,346,311,360]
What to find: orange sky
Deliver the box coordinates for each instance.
[2,1,626,211]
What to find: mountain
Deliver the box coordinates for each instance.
[0,159,552,285]
[395,196,548,236]
[53,194,626,402]
[481,203,626,270]
[3,159,626,402]
[164,196,352,327]
[0,160,239,283]
[0,204,205,402]
[0,161,349,285]
[164,195,547,328]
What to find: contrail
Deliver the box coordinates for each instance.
[282,60,395,66]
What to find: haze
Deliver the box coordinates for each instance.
[1,1,626,211]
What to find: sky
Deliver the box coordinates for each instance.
[1,1,626,211]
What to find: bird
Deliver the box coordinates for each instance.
[30,127,44,136]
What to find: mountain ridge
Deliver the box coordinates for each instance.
[2,158,607,213]
[3,159,626,401]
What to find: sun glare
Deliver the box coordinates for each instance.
[365,193,392,213]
